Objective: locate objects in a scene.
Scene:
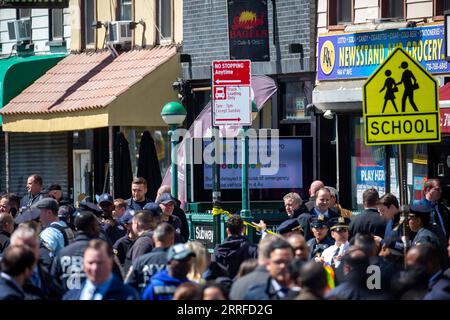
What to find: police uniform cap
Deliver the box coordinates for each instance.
[329,216,350,231]
[278,218,302,234]
[79,199,103,216]
[143,202,163,215]
[310,214,329,228]
[58,205,71,218]
[97,193,113,204]
[167,243,196,262]
[119,209,136,224]
[408,204,432,218]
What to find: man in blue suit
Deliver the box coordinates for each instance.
[0,245,36,300]
[63,239,139,300]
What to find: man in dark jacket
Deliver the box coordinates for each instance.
[213,215,257,279]
[244,237,295,300]
[63,239,138,300]
[123,209,161,273]
[0,213,14,254]
[349,188,386,239]
[10,226,62,300]
[424,236,450,300]
[125,222,175,293]
[405,243,449,300]
[113,209,136,266]
[19,174,46,209]
[98,193,126,245]
[156,193,184,243]
[142,243,195,300]
[126,177,151,211]
[283,192,308,219]
[416,179,450,239]
[157,186,190,242]
[229,235,275,300]
[298,187,339,241]
[304,180,325,212]
[0,245,36,300]
[50,211,102,292]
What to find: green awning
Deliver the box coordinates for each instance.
[0,53,66,125]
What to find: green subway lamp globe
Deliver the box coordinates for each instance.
[161,101,187,126]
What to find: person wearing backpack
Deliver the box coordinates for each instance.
[36,198,74,257]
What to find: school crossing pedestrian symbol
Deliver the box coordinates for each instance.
[363,47,440,145]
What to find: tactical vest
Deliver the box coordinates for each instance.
[49,224,75,247]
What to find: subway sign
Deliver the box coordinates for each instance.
[0,0,69,8]
[318,24,449,80]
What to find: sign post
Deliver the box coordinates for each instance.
[363,47,441,257]
[212,60,252,234]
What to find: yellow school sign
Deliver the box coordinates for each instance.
[363,47,440,145]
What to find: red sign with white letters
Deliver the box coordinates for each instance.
[212,60,251,126]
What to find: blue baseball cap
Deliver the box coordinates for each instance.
[119,209,135,224]
[156,193,176,205]
[143,202,162,215]
[97,193,113,204]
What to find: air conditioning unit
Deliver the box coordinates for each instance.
[107,21,132,44]
[7,19,31,42]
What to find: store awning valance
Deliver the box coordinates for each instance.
[0,46,179,132]
[312,80,365,112]
[0,53,66,125]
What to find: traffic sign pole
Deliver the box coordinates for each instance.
[211,66,222,248]
[397,144,410,260]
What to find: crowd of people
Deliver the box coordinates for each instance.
[0,174,449,300]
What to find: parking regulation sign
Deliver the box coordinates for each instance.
[363,47,440,145]
[212,60,251,126]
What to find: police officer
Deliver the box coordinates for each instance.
[36,198,75,257]
[320,217,351,268]
[408,204,449,268]
[306,214,334,261]
[113,209,136,266]
[50,211,122,293]
[142,243,196,300]
[277,218,303,237]
[98,193,126,245]
[125,223,175,293]
[123,209,161,274]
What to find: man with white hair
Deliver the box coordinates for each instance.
[10,227,62,299]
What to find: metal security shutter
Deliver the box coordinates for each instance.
[0,131,5,193]
[9,132,68,197]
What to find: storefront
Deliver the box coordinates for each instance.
[314,23,450,210]
[0,46,180,201]
[0,53,67,194]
